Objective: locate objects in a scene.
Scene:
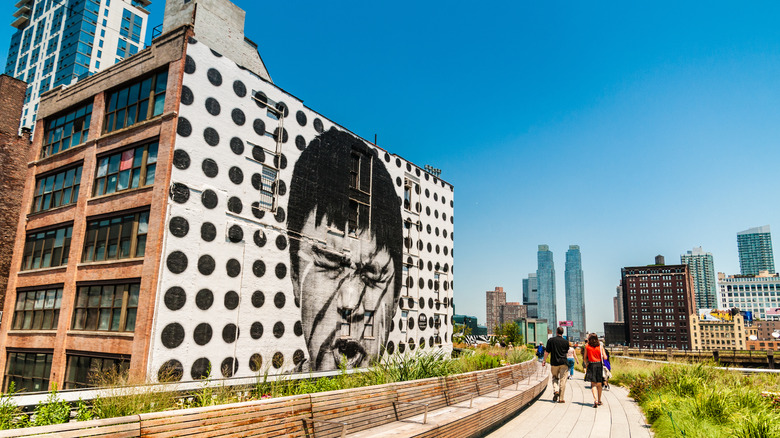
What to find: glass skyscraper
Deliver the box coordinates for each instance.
[565,245,586,341]
[536,245,557,328]
[681,247,717,310]
[737,225,775,276]
[5,0,151,129]
[522,273,538,319]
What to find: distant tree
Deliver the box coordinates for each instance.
[452,323,472,344]
[495,322,524,346]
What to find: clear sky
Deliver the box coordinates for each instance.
[2,1,779,333]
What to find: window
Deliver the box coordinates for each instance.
[12,288,63,331]
[4,351,53,392]
[82,211,149,262]
[93,142,157,196]
[348,148,372,236]
[340,309,352,337]
[71,283,140,332]
[363,311,374,338]
[64,354,129,389]
[104,70,167,133]
[41,103,92,158]
[257,164,277,210]
[21,225,72,271]
[32,165,82,213]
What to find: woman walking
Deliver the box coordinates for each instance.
[583,333,606,408]
[566,342,579,379]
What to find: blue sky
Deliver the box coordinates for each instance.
[2,1,779,332]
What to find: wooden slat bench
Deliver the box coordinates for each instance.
[0,414,141,438]
[2,359,547,438]
[139,394,311,438]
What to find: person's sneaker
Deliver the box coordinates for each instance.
[552,392,559,402]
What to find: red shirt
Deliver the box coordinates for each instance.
[585,344,603,363]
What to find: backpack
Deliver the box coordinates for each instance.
[536,345,545,357]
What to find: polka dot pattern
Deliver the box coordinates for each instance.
[153,39,454,381]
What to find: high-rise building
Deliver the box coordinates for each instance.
[522,273,538,318]
[737,225,775,276]
[718,271,780,320]
[564,245,586,341]
[5,0,151,130]
[681,247,718,310]
[621,258,695,350]
[537,245,556,327]
[613,285,624,322]
[485,286,526,334]
[0,0,454,391]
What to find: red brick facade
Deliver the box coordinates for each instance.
[0,75,31,313]
[0,28,190,389]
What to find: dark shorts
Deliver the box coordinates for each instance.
[585,362,604,383]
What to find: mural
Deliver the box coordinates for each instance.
[148,38,454,380]
[288,129,402,370]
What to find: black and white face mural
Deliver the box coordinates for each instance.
[148,37,454,380]
[287,129,402,370]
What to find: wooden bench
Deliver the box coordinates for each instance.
[139,394,311,438]
[393,377,448,424]
[444,372,478,408]
[0,414,140,438]
[308,385,400,438]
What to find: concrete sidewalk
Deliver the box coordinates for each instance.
[486,371,653,438]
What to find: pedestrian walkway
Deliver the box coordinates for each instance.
[486,370,653,438]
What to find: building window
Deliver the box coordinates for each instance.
[4,351,53,392]
[41,103,92,158]
[93,142,157,196]
[32,165,82,213]
[363,311,374,338]
[257,164,277,210]
[71,283,140,332]
[340,309,352,337]
[82,211,149,263]
[348,148,372,236]
[104,70,167,133]
[12,288,63,331]
[64,354,130,389]
[21,225,72,271]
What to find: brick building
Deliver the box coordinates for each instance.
[485,286,526,334]
[0,75,32,313]
[0,0,454,391]
[690,312,745,351]
[621,258,695,350]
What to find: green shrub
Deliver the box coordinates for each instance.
[32,386,71,426]
[0,382,27,430]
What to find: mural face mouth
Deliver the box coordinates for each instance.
[331,339,367,368]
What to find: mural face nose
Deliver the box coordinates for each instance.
[338,273,364,314]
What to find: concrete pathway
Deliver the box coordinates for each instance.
[486,371,653,438]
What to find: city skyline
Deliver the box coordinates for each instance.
[1,1,779,333]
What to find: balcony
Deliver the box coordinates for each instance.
[11,12,30,29]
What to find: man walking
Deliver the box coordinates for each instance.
[543,327,570,403]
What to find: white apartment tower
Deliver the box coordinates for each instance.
[681,247,718,310]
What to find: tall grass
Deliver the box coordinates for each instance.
[0,346,533,430]
[612,357,780,438]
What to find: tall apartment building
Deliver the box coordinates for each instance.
[613,285,624,322]
[536,245,556,327]
[485,286,526,334]
[522,273,538,318]
[0,0,454,392]
[690,312,745,351]
[681,247,717,310]
[564,245,586,341]
[737,225,775,276]
[621,258,695,350]
[718,271,780,320]
[5,0,151,130]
